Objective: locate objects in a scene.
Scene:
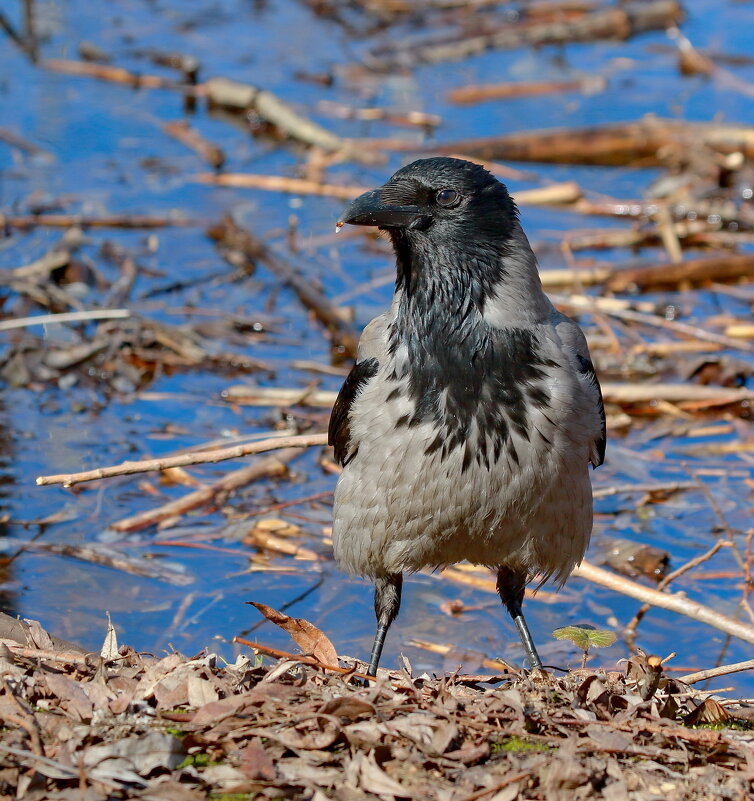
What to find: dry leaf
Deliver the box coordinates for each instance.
[686,697,731,726]
[159,466,201,487]
[358,752,411,799]
[270,714,342,750]
[23,618,55,649]
[249,602,338,665]
[101,612,119,660]
[45,672,94,721]
[239,739,277,780]
[320,696,375,720]
[187,674,220,708]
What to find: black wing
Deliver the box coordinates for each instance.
[328,357,379,466]
[576,353,606,468]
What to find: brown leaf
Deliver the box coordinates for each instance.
[190,692,263,727]
[239,739,276,780]
[249,602,338,666]
[319,696,375,720]
[443,741,490,764]
[266,714,341,750]
[358,752,412,799]
[625,651,664,700]
[153,676,190,710]
[45,673,94,721]
[23,618,55,650]
[186,675,219,708]
[686,697,731,726]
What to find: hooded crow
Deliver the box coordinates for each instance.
[329,157,605,675]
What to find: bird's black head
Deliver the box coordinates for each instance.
[338,157,519,250]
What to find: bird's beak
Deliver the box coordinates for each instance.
[337,188,426,230]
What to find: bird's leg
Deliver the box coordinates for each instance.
[496,566,543,670]
[367,573,403,676]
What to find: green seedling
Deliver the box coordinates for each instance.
[552,624,616,669]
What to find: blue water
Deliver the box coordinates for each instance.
[1,0,753,690]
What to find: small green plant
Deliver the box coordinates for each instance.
[209,795,255,801]
[552,624,616,669]
[492,735,553,753]
[177,752,221,770]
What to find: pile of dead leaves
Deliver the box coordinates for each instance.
[1,615,753,801]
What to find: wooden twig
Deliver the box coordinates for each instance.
[223,386,337,407]
[448,77,606,105]
[0,213,194,230]
[0,309,130,333]
[233,636,376,682]
[407,638,519,674]
[164,120,225,168]
[196,173,366,199]
[515,182,583,206]
[440,566,565,604]
[368,1,682,68]
[598,383,754,407]
[202,76,345,152]
[42,58,193,90]
[607,254,754,293]
[36,433,327,488]
[109,449,300,533]
[679,659,754,685]
[316,100,441,129]
[593,481,696,498]
[196,174,582,206]
[1,249,70,282]
[460,770,535,801]
[0,127,53,159]
[244,529,320,561]
[438,116,754,166]
[623,539,731,642]
[552,293,754,354]
[572,560,754,646]
[0,641,92,668]
[0,11,34,57]
[21,543,195,585]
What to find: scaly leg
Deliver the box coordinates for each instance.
[367,573,403,676]
[496,565,543,670]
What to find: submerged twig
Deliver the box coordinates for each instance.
[109,449,301,533]
[0,213,194,230]
[208,216,359,357]
[164,120,225,168]
[623,539,731,643]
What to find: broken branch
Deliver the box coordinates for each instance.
[572,560,754,646]
[36,433,327,487]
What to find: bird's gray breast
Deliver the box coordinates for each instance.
[386,320,557,472]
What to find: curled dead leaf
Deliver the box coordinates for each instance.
[266,714,342,750]
[249,602,338,666]
[320,695,375,720]
[685,697,731,726]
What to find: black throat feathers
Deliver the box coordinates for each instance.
[387,234,555,472]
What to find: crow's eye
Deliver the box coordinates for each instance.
[436,188,460,208]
